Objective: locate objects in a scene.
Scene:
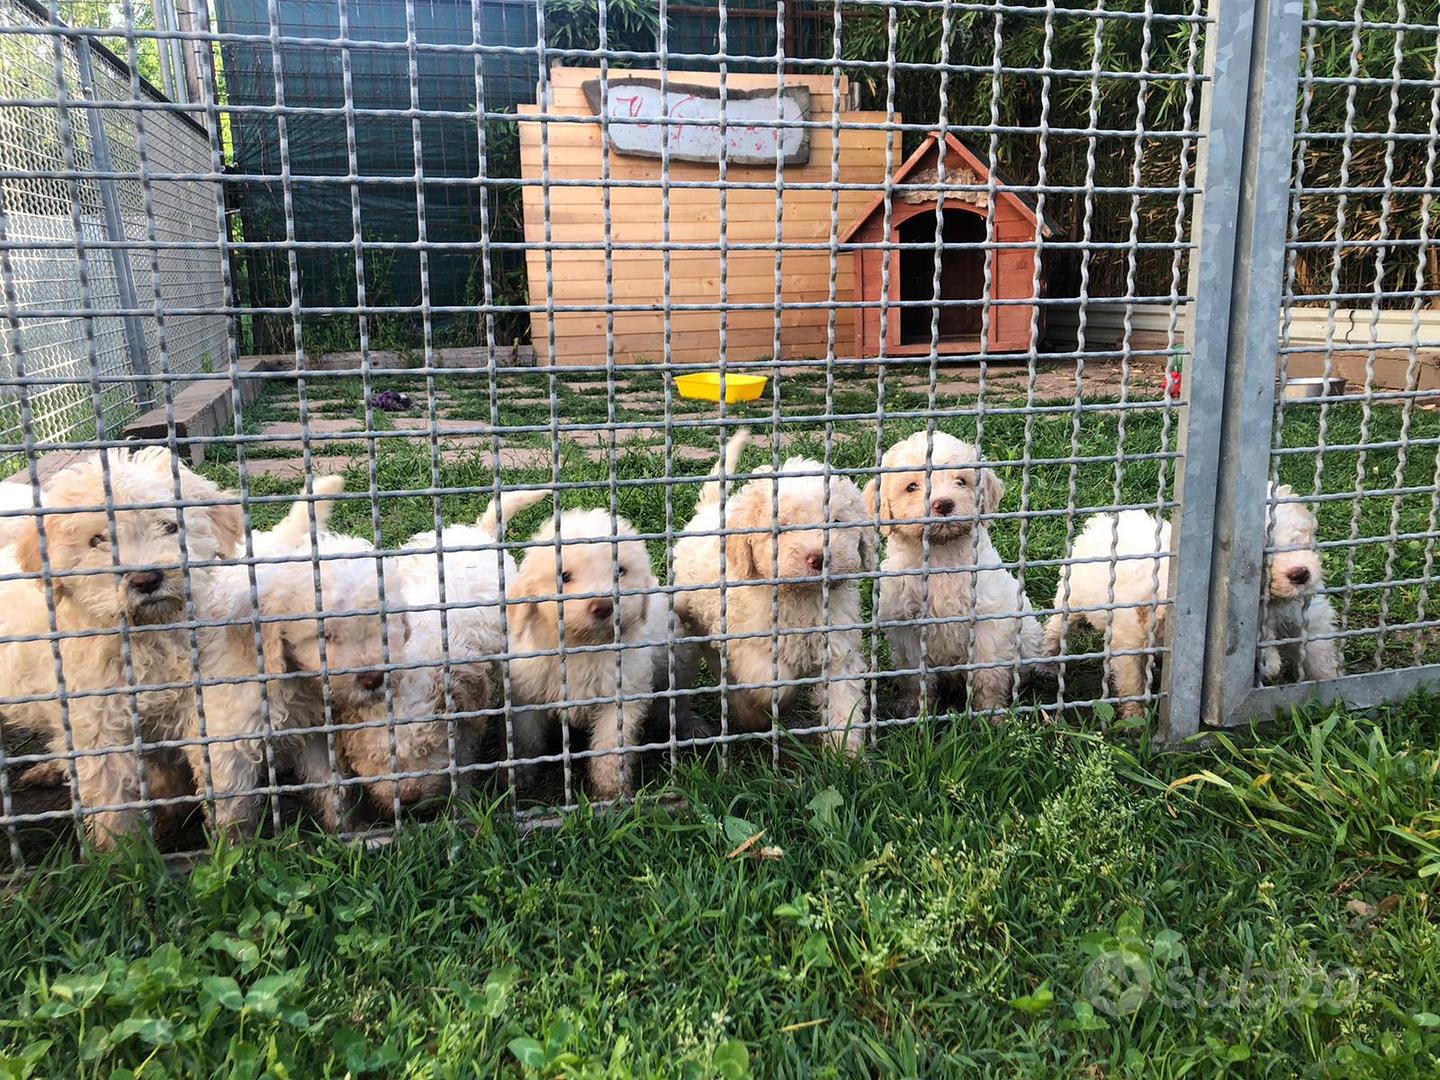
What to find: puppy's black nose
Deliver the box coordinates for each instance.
[128,570,164,593]
[589,599,614,621]
[357,671,384,692]
[806,552,825,573]
[1286,566,1311,585]
[932,497,955,516]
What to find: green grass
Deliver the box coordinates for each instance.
[2,702,1439,1076]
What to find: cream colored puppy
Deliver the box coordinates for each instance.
[336,489,543,813]
[1045,485,1340,720]
[864,431,1046,717]
[187,476,368,835]
[673,431,877,752]
[0,449,242,846]
[1044,510,1171,718]
[507,503,664,801]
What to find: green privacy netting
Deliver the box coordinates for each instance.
[215,0,831,355]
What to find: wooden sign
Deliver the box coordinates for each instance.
[581,78,810,166]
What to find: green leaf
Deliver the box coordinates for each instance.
[1009,981,1055,1014]
[108,1017,174,1046]
[1061,1001,1107,1033]
[50,970,106,1008]
[508,1037,546,1069]
[722,816,758,846]
[806,787,843,828]
[1414,1012,1440,1028]
[206,933,260,974]
[799,932,833,970]
[226,1038,260,1080]
[1115,907,1146,945]
[79,1026,109,1062]
[480,966,518,1018]
[1093,700,1116,724]
[203,976,245,1011]
[335,898,374,923]
[245,973,296,1016]
[334,1028,370,1073]
[447,980,485,1015]
[714,1039,752,1080]
[0,1039,54,1079]
[1152,928,1184,962]
[23,1041,52,1066]
[32,999,76,1021]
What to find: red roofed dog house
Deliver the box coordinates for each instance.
[841,133,1056,357]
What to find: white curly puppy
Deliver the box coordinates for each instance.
[673,430,878,753]
[864,431,1046,717]
[506,500,665,801]
[335,489,544,813]
[1043,483,1340,719]
[1258,484,1343,683]
[187,475,373,835]
[1043,509,1172,718]
[0,449,242,847]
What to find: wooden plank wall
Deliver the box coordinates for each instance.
[519,67,900,366]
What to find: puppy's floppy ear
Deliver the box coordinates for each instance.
[12,518,44,576]
[978,465,1004,517]
[450,661,496,724]
[260,618,290,676]
[834,479,879,571]
[723,486,762,581]
[862,476,892,538]
[858,520,879,571]
[171,460,245,555]
[506,557,558,647]
[208,501,246,558]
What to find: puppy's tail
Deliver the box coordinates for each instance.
[477,488,547,539]
[697,428,750,511]
[269,475,345,548]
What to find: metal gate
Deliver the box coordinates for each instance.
[1165,0,1440,740]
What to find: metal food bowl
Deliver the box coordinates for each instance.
[1281,377,1347,400]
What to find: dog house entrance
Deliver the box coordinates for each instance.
[899,210,986,346]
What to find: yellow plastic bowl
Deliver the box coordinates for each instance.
[674,371,768,403]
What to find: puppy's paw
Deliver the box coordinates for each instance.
[17,759,67,787]
[1259,646,1282,684]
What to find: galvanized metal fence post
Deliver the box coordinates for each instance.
[1161,0,1305,741]
[73,33,154,408]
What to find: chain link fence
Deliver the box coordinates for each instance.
[0,0,1433,868]
[0,0,226,456]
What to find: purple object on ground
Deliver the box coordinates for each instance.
[372,390,412,412]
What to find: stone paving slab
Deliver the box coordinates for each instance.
[388,417,492,432]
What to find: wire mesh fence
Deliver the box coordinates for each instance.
[0,0,1433,868]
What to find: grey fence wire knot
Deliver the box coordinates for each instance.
[0,0,1434,869]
